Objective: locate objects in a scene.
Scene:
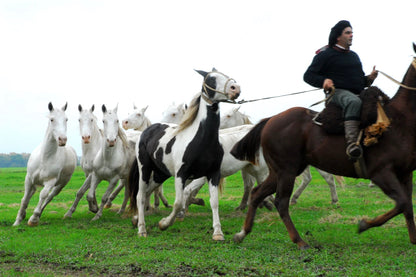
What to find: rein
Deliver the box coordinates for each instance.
[226,88,321,105]
[377,58,416,91]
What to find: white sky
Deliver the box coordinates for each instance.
[1,0,414,155]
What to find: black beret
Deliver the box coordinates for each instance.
[328,20,352,47]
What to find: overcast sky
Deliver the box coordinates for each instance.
[1,0,414,155]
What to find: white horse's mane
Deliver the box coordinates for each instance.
[176,94,200,133]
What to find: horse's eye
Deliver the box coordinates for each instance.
[78,119,81,122]
[66,118,68,122]
[91,119,93,122]
[137,114,141,117]
[50,119,54,122]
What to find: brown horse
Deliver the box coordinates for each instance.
[231,43,416,249]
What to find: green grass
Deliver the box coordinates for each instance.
[1,167,416,276]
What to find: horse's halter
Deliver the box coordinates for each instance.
[201,71,237,104]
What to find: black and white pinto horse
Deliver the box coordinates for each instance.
[130,69,240,241]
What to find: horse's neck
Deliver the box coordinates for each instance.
[194,100,220,135]
[134,117,151,131]
[41,127,59,159]
[390,65,416,122]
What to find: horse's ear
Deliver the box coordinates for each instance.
[114,104,118,114]
[142,105,148,113]
[48,102,54,112]
[102,104,107,113]
[133,103,137,110]
[234,106,241,112]
[195,69,208,78]
[90,105,95,112]
[62,102,68,111]
[78,104,82,112]
[413,42,416,54]
[212,67,218,72]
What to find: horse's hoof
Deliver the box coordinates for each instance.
[158,220,169,231]
[358,219,368,233]
[235,205,246,211]
[138,232,147,238]
[27,220,38,227]
[104,203,112,209]
[299,244,311,250]
[233,231,245,243]
[131,217,138,227]
[213,234,225,241]
[91,215,100,221]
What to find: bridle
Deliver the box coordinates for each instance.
[201,71,237,104]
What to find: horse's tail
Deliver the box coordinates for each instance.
[127,158,139,213]
[230,117,271,164]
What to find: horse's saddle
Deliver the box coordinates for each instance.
[313,86,391,146]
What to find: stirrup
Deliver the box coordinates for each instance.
[346,144,362,161]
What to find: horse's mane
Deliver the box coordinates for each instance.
[135,117,152,131]
[118,127,130,150]
[176,94,200,133]
[242,114,253,124]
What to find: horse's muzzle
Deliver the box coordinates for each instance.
[58,137,67,146]
[229,84,241,100]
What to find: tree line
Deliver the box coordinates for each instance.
[0,153,31,168]
[0,153,81,168]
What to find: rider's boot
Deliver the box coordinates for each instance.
[344,120,362,161]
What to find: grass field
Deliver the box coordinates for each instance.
[1,167,416,276]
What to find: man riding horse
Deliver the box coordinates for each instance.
[304,20,378,161]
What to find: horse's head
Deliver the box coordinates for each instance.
[196,68,241,103]
[78,104,97,144]
[122,105,148,130]
[48,102,69,147]
[102,104,119,147]
[161,102,187,124]
[220,106,248,129]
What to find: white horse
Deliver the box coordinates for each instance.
[64,104,123,218]
[220,106,340,205]
[83,104,135,221]
[160,103,187,124]
[220,106,252,129]
[107,104,171,210]
[13,102,77,226]
[128,68,241,240]
[122,105,152,131]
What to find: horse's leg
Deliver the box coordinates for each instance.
[137,178,153,237]
[335,175,346,188]
[181,177,206,218]
[234,172,278,243]
[275,173,309,250]
[104,180,122,209]
[13,175,37,226]
[358,171,412,237]
[159,177,184,231]
[401,173,416,244]
[156,186,171,208]
[64,174,92,218]
[236,170,255,211]
[39,181,66,212]
[86,174,100,213]
[317,169,339,204]
[118,180,130,215]
[153,187,161,209]
[209,180,225,241]
[290,166,311,205]
[92,177,119,221]
[28,178,57,226]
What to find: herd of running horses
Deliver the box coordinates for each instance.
[12,43,416,249]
